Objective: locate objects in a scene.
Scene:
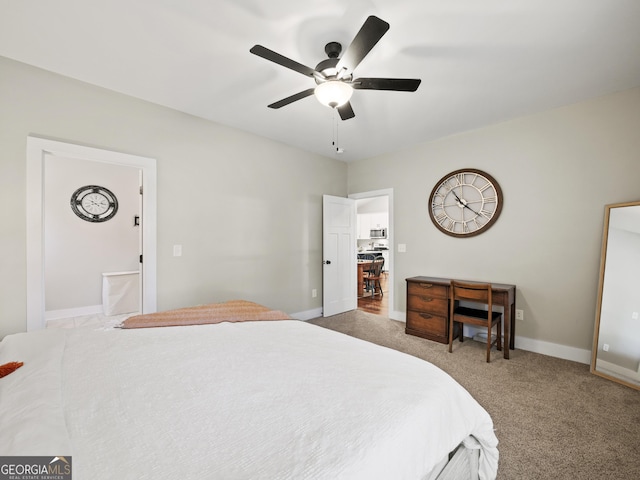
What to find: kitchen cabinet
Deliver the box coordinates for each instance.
[370,213,387,229]
[357,213,388,239]
[357,214,371,239]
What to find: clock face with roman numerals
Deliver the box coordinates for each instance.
[428,169,503,237]
[70,185,118,223]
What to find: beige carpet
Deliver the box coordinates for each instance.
[309,310,640,480]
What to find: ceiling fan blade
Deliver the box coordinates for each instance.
[352,77,421,91]
[267,88,316,109]
[337,102,355,120]
[250,45,318,77]
[336,16,390,75]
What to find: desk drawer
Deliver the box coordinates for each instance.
[407,282,448,299]
[406,311,447,337]
[407,294,449,315]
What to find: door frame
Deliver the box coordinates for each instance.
[349,188,394,318]
[26,136,157,331]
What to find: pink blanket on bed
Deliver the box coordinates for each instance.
[121,300,291,329]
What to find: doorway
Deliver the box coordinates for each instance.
[26,136,158,331]
[349,189,393,318]
[45,156,141,324]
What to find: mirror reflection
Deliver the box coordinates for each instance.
[592,201,640,390]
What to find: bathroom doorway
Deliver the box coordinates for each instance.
[44,156,141,326]
[26,137,157,331]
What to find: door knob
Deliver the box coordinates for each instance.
[323,260,332,265]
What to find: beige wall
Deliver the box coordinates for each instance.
[348,87,640,352]
[3,52,640,355]
[0,56,346,337]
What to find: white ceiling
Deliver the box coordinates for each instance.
[2,0,639,162]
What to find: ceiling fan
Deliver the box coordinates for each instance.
[250,15,421,120]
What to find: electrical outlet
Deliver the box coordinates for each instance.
[515,309,524,321]
[398,244,407,253]
[632,312,639,320]
[311,289,317,298]
[603,343,609,352]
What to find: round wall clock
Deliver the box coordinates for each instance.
[70,185,118,223]
[428,168,503,237]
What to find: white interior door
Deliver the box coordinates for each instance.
[322,195,356,317]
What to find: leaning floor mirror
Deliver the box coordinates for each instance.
[591,200,640,390]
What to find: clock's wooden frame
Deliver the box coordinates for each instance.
[428,168,503,238]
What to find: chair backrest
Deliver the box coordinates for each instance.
[368,257,384,277]
[450,280,493,313]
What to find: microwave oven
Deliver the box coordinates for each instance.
[370,228,387,239]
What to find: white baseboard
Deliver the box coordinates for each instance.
[460,325,592,364]
[46,305,103,321]
[463,325,591,364]
[393,313,592,365]
[290,307,323,321]
[514,335,591,365]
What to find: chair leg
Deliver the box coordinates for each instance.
[497,319,502,351]
[486,324,492,363]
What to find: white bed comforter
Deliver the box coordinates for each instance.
[0,320,498,479]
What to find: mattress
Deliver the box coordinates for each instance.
[0,319,498,479]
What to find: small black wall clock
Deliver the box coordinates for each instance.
[428,169,503,237]
[70,185,118,223]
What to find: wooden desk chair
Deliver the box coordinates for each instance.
[448,280,502,363]
[364,257,385,297]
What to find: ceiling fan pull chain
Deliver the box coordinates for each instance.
[332,108,340,154]
[335,108,339,152]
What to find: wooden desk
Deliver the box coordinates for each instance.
[406,276,516,359]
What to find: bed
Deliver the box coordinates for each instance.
[0,301,498,479]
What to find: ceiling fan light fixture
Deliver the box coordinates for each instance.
[251,16,419,120]
[314,81,353,108]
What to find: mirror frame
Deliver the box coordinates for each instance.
[591,200,640,390]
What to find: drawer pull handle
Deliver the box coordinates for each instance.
[418,283,434,289]
[419,313,433,320]
[419,296,433,302]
